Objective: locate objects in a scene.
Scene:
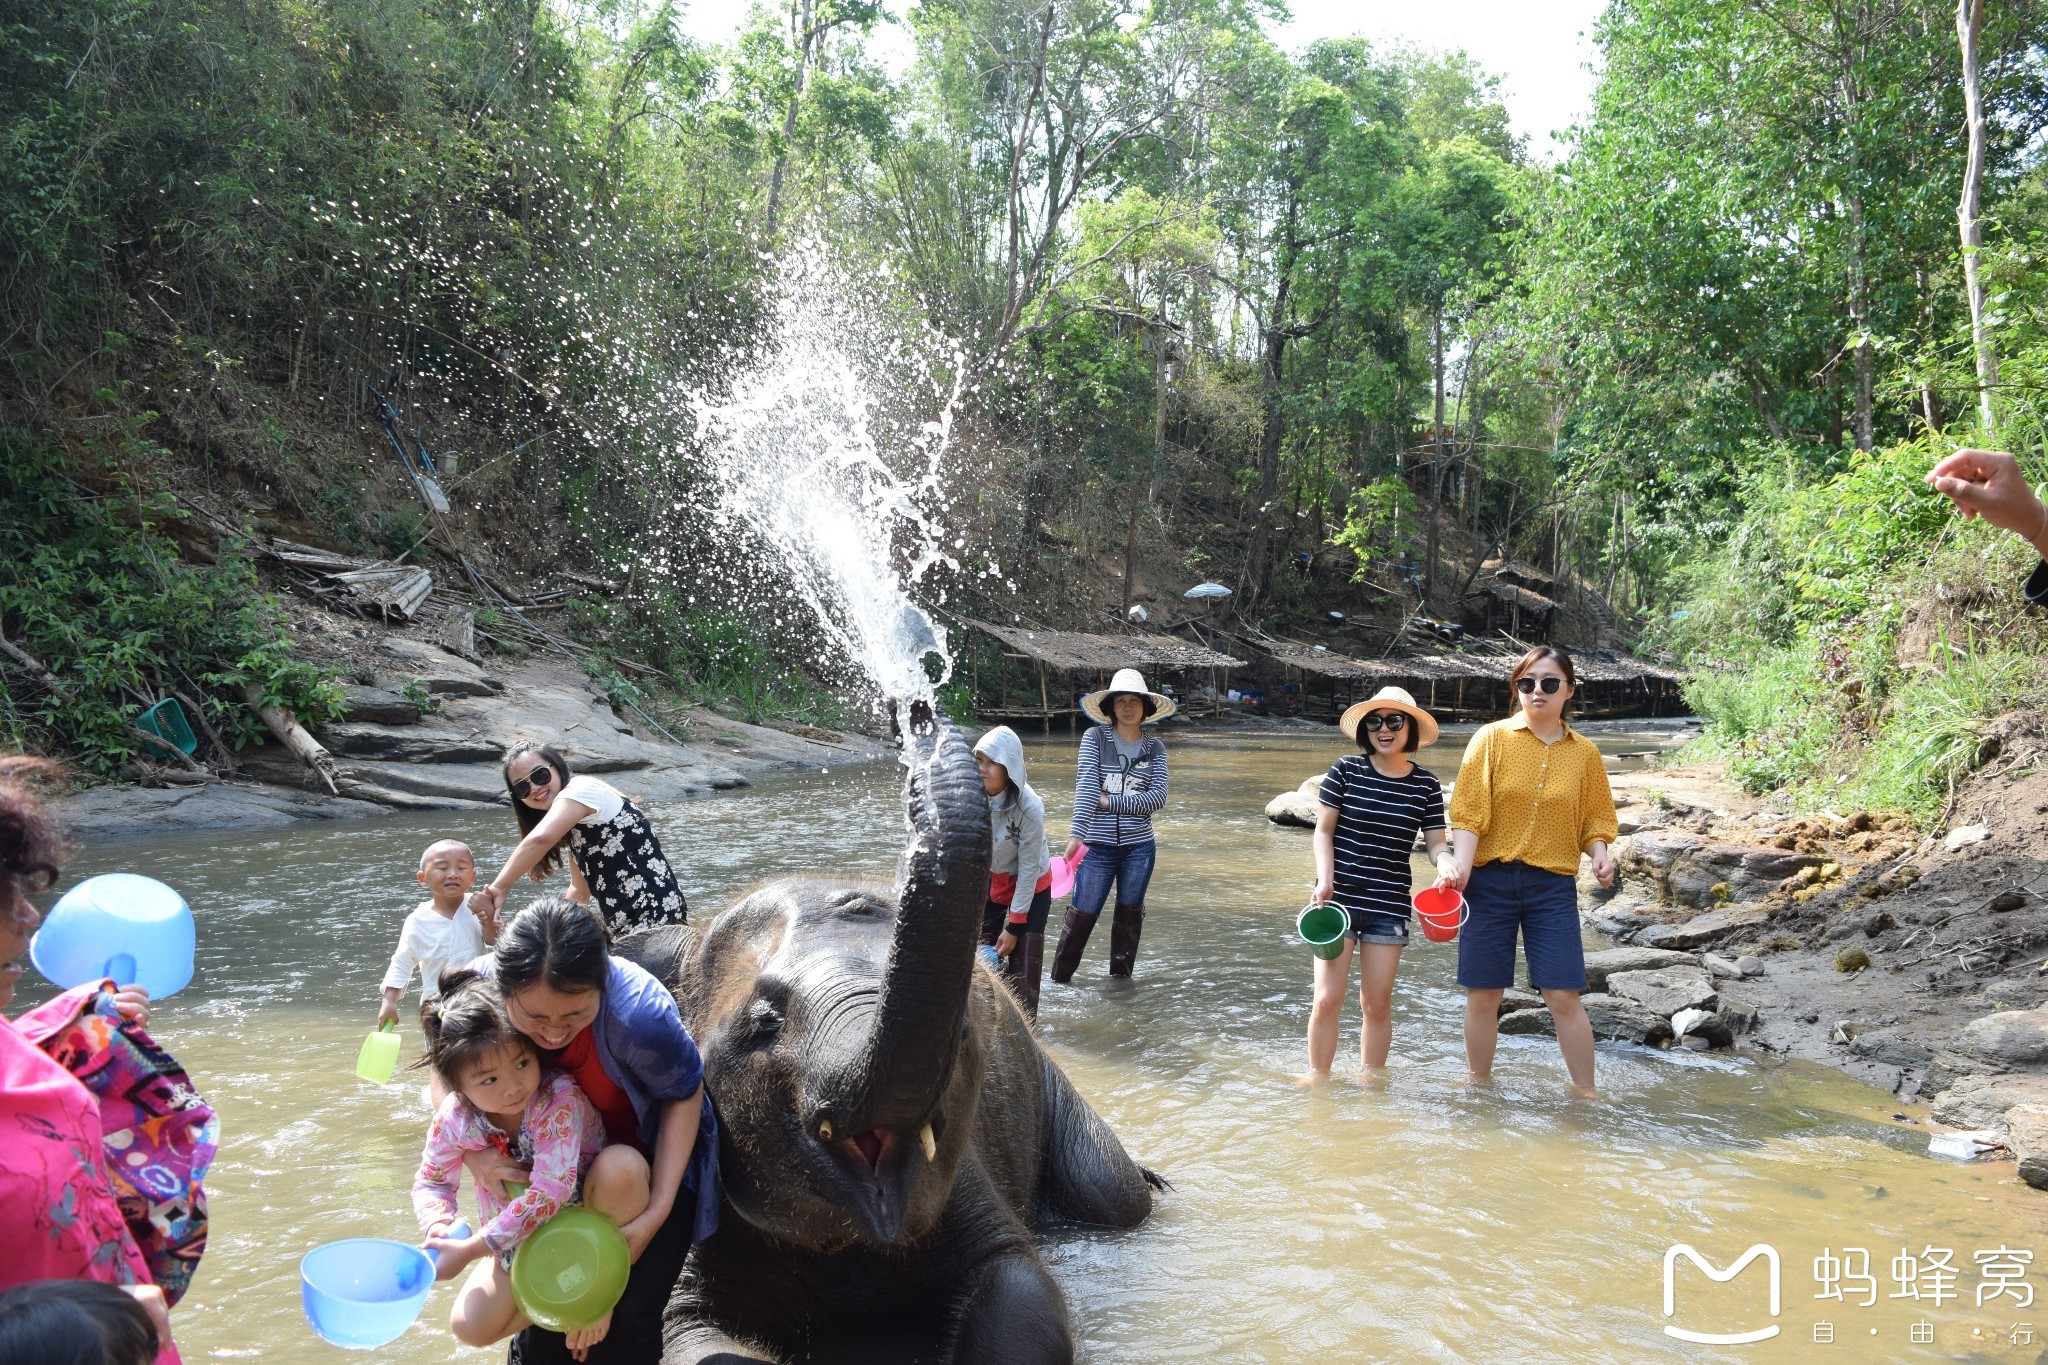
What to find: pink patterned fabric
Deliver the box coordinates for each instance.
[413,1070,605,1256]
[0,1013,183,1362]
[16,983,217,1305]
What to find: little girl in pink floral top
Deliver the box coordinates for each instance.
[411,970,650,1355]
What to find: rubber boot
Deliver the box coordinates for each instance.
[1005,931,1044,1020]
[1108,902,1145,978]
[1050,909,1098,984]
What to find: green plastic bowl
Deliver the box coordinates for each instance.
[1296,903,1349,961]
[510,1207,631,1333]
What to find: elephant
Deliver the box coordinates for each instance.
[614,702,1159,1364]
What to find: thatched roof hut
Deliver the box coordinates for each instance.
[955,617,1247,721]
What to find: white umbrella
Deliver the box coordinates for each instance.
[1183,582,1232,600]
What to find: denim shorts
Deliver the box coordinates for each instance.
[1456,860,1586,991]
[1071,840,1157,915]
[1346,906,1410,945]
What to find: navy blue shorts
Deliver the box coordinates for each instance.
[1456,861,1586,992]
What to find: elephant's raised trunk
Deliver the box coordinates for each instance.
[842,699,990,1137]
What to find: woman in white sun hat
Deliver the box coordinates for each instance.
[1304,686,1453,1081]
[1051,667,1174,983]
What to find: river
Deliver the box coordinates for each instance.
[27,723,2046,1362]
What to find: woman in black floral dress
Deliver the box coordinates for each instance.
[474,742,688,937]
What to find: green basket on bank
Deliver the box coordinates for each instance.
[136,698,198,756]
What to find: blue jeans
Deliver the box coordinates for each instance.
[1456,860,1587,991]
[1071,840,1157,916]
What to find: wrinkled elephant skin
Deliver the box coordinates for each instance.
[616,708,1157,1365]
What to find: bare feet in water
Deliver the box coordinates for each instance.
[1296,1069,1331,1086]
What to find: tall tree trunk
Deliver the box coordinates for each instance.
[765,0,818,241]
[1244,316,1290,605]
[1917,266,1944,433]
[1846,194,1875,451]
[1244,194,1302,608]
[1957,0,1999,433]
[1425,305,1445,613]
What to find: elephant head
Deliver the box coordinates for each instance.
[680,700,992,1249]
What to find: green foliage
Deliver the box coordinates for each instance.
[1684,643,1841,796]
[1330,477,1419,574]
[1853,646,2030,824]
[1673,433,2048,826]
[0,430,341,771]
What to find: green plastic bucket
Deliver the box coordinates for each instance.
[1296,903,1349,960]
[136,698,198,756]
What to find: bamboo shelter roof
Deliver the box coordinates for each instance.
[959,618,1247,673]
[1567,649,1688,685]
[1264,639,1684,688]
[1482,557,1557,589]
[1260,639,1509,682]
[1482,581,1559,613]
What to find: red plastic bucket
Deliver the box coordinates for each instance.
[1412,886,1466,943]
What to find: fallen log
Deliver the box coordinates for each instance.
[241,684,340,794]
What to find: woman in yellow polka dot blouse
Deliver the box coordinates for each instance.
[1442,645,1618,1095]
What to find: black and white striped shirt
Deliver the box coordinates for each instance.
[1319,754,1446,919]
[1068,725,1168,846]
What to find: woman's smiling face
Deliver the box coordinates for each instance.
[504,981,602,1050]
[507,754,560,812]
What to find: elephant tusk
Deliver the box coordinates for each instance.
[819,1120,834,1141]
[920,1123,937,1163]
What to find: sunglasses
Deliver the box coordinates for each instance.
[1360,712,1408,732]
[510,766,557,800]
[1516,676,1565,695]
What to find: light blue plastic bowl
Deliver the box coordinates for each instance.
[300,1238,438,1350]
[31,873,195,998]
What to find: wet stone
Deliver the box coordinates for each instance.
[1606,967,1718,1017]
[1581,947,1702,992]
[2004,1106,2048,1191]
[1955,1007,2048,1069]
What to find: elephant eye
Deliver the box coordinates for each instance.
[741,1000,784,1047]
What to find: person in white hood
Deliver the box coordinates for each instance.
[972,726,1053,1019]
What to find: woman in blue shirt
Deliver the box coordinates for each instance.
[471,898,717,1365]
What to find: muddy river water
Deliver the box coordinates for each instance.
[29,725,2048,1362]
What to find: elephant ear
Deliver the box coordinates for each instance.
[612,922,697,994]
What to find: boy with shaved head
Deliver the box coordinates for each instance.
[375,839,498,1028]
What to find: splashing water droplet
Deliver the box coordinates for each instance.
[688,243,964,713]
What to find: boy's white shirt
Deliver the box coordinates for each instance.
[381,899,487,999]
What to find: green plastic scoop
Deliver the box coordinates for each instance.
[355,1021,401,1084]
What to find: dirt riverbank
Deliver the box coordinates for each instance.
[53,601,892,841]
[1590,724,2048,1185]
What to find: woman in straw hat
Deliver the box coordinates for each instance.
[1442,645,1617,1097]
[1051,667,1174,983]
[1304,687,1455,1081]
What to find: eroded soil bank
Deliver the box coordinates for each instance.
[1587,716,2048,1186]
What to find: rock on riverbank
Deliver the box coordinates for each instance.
[1591,730,2048,1190]
[55,634,889,840]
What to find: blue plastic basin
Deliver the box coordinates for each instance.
[300,1238,436,1350]
[32,873,194,998]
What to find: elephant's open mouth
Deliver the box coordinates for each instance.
[819,1123,937,1244]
